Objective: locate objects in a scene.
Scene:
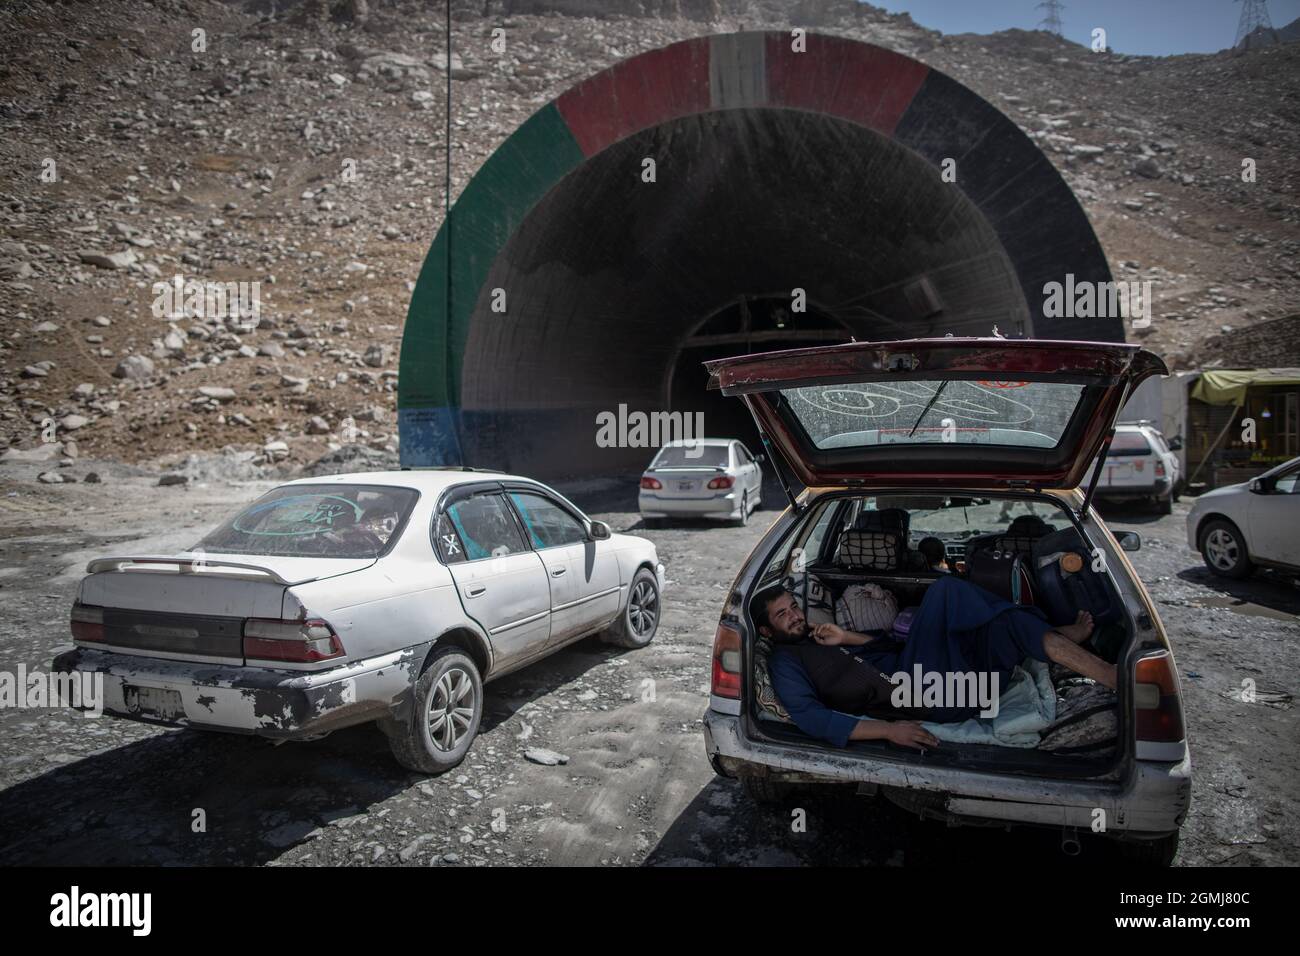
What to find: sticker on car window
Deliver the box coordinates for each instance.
[232,495,362,536]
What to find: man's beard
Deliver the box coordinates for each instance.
[772,620,811,645]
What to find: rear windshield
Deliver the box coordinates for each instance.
[195,484,419,558]
[652,444,730,468]
[1109,431,1153,456]
[782,380,1085,449]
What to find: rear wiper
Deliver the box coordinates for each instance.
[907,380,950,438]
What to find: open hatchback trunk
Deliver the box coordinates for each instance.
[704,338,1168,495]
[705,339,1171,776]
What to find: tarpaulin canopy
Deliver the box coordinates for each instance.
[1190,369,1300,406]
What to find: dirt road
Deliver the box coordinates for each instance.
[0,468,1295,866]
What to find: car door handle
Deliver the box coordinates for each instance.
[550,567,567,577]
[465,585,487,597]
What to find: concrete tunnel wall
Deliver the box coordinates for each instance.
[397,31,1122,478]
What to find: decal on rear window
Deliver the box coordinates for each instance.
[783,380,1085,449]
[196,485,418,559]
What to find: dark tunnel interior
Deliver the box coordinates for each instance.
[458,107,1031,478]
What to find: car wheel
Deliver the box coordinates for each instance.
[1157,493,1173,516]
[741,775,795,805]
[1200,519,1254,579]
[600,567,660,649]
[380,646,482,774]
[734,491,749,527]
[1115,832,1179,867]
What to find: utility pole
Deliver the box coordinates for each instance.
[1235,0,1281,50]
[1036,0,1065,36]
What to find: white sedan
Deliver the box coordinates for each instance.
[55,470,664,773]
[1186,456,1300,578]
[638,438,764,526]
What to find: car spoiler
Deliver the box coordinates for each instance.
[85,556,294,586]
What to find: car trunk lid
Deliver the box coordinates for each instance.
[76,553,373,664]
[705,338,1167,491]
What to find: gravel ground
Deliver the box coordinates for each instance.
[0,467,1295,866]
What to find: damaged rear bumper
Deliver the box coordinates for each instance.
[703,709,1190,836]
[52,645,426,740]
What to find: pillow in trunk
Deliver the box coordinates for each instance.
[753,636,793,722]
[836,583,898,634]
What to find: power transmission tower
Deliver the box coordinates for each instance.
[1037,0,1065,36]
[1235,0,1280,49]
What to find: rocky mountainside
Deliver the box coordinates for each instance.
[1,0,1296,471]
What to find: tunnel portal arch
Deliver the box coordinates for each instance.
[398,31,1118,476]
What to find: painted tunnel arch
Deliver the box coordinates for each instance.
[398,31,1119,477]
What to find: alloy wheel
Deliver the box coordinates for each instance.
[1205,528,1240,571]
[427,667,476,752]
[629,579,658,637]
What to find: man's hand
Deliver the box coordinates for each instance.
[885,721,940,750]
[811,622,850,646]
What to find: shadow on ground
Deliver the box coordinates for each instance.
[645,777,1170,867]
[0,636,627,866]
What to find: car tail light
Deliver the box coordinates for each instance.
[708,475,735,490]
[70,603,104,643]
[711,622,742,699]
[1154,460,1166,478]
[640,476,662,490]
[1134,651,1185,743]
[243,618,344,663]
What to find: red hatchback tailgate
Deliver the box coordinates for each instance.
[704,338,1167,490]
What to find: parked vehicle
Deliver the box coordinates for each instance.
[1186,455,1300,579]
[56,470,664,774]
[638,438,763,526]
[701,338,1191,864]
[1093,422,1182,515]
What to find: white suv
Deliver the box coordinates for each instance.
[1094,422,1181,515]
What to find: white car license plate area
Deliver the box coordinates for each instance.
[124,685,185,721]
[678,481,696,491]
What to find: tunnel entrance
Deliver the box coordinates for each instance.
[399,32,1120,478]
[668,296,851,454]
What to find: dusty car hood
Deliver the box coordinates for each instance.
[704,337,1167,490]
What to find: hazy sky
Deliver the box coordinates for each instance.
[873,0,1300,56]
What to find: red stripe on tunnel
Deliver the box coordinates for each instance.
[555,37,712,158]
[764,32,929,136]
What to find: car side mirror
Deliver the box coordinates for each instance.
[1115,531,1141,552]
[1167,436,1183,451]
[755,453,766,463]
[1249,478,1268,494]
[589,520,611,540]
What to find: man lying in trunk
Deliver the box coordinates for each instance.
[756,575,1112,750]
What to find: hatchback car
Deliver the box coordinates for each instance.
[55,470,664,774]
[700,338,1191,864]
[1093,422,1181,514]
[638,438,764,526]
[1186,455,1300,578]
